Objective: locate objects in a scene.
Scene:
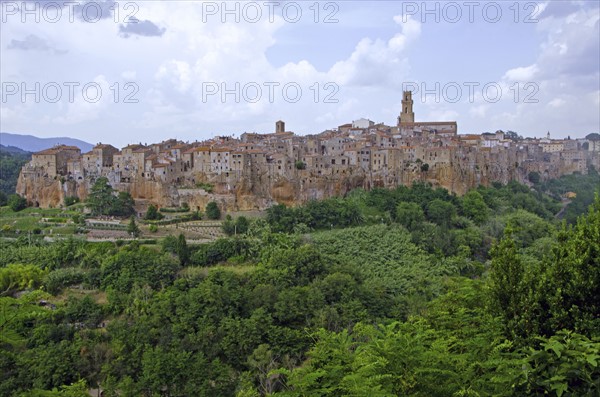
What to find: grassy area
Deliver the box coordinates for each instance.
[179,264,256,280]
[56,288,108,305]
[0,205,82,235]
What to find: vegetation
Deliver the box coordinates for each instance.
[0,146,31,195]
[86,177,134,217]
[144,205,164,220]
[196,182,214,193]
[223,215,250,236]
[0,176,598,396]
[127,216,141,238]
[206,201,221,220]
[63,196,80,207]
[8,194,27,212]
[536,167,600,223]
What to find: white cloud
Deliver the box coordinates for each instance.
[155,60,192,93]
[503,64,539,81]
[327,15,419,88]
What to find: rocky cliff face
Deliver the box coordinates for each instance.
[14,158,571,210]
[16,173,84,208]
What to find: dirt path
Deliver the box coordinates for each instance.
[555,199,572,219]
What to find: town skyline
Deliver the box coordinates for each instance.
[18,89,600,211]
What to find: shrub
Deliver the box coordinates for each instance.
[145,205,164,220]
[44,268,87,295]
[205,201,221,220]
[196,182,214,193]
[8,194,27,212]
[64,196,80,206]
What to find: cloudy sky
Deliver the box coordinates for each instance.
[1,0,599,147]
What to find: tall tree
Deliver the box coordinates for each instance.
[127,216,140,238]
[487,228,532,340]
[113,192,135,217]
[87,177,115,216]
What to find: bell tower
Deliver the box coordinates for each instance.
[397,90,415,126]
[276,120,285,134]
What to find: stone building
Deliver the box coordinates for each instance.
[18,91,599,209]
[30,145,81,177]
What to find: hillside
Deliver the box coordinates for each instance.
[0,179,598,396]
[0,132,93,153]
[0,145,31,195]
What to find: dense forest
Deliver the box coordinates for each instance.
[1,172,599,396]
[0,145,31,202]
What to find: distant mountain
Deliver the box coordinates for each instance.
[0,132,94,153]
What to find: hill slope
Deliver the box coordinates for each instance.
[0,145,32,195]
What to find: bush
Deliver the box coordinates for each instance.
[64,196,80,206]
[8,194,27,212]
[0,264,47,295]
[159,207,189,213]
[149,224,158,233]
[0,191,7,206]
[528,171,541,184]
[191,238,251,266]
[44,268,87,295]
[222,215,235,236]
[196,182,214,193]
[206,201,221,220]
[145,205,164,220]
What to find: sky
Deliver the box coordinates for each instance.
[1,0,599,148]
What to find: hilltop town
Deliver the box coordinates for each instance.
[17,91,600,212]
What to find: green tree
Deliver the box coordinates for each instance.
[222,215,235,236]
[113,192,135,217]
[8,194,27,211]
[87,177,115,216]
[0,264,47,296]
[236,216,250,235]
[0,147,31,196]
[487,228,539,340]
[87,178,135,217]
[395,201,425,230]
[144,205,163,220]
[64,295,103,328]
[127,216,140,238]
[511,331,600,396]
[528,171,541,184]
[461,190,489,224]
[426,199,456,227]
[206,201,221,220]
[176,233,190,266]
[543,195,600,336]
